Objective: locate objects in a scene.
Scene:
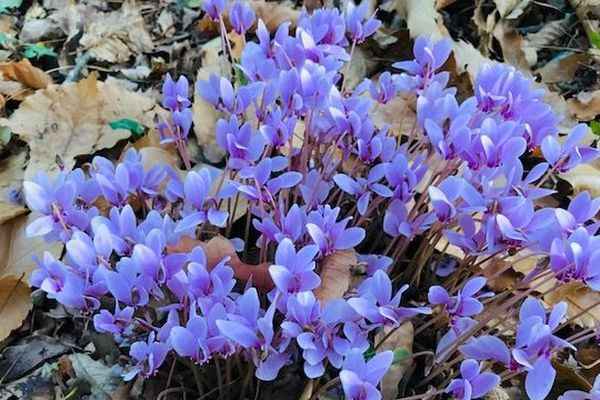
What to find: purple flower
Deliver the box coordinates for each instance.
[216,115,266,169]
[306,205,365,256]
[253,203,307,247]
[229,0,255,35]
[269,239,320,295]
[345,1,381,43]
[428,277,493,319]
[541,124,600,173]
[339,348,393,400]
[201,0,226,20]
[559,374,600,400]
[123,332,169,381]
[162,73,190,111]
[393,37,452,93]
[333,164,392,215]
[216,289,289,380]
[548,227,600,289]
[234,157,302,203]
[93,304,134,334]
[348,270,430,327]
[170,303,210,364]
[512,298,573,400]
[445,359,500,400]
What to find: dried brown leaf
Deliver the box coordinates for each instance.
[314,249,357,304]
[1,73,159,179]
[537,53,590,85]
[372,94,416,137]
[0,276,31,340]
[545,281,600,328]
[564,163,600,197]
[376,322,414,400]
[0,213,63,282]
[568,90,600,121]
[0,150,27,225]
[0,59,52,90]
[79,1,153,63]
[168,236,274,291]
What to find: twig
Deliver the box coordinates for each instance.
[65,51,91,83]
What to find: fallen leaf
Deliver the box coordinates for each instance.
[168,236,274,291]
[79,1,153,63]
[522,18,571,66]
[0,276,31,341]
[550,359,593,396]
[372,94,417,137]
[568,90,600,121]
[563,163,600,197]
[0,213,63,282]
[0,335,70,382]
[0,363,55,399]
[376,322,414,400]
[0,59,52,89]
[545,281,600,328]
[314,249,357,304]
[395,0,449,40]
[69,353,123,400]
[0,149,27,224]
[537,53,590,85]
[1,73,160,179]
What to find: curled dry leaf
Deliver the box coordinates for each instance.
[79,1,153,63]
[375,322,414,400]
[313,249,357,304]
[69,353,123,399]
[545,281,600,328]
[1,73,160,179]
[168,236,273,291]
[0,276,31,341]
[372,94,417,137]
[0,59,52,90]
[568,90,600,121]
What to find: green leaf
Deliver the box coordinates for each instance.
[0,33,17,45]
[588,31,600,50]
[109,118,147,140]
[0,0,21,13]
[23,43,57,59]
[392,348,410,364]
[0,126,11,149]
[591,121,600,137]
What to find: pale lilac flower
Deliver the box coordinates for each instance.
[123,333,169,381]
[229,0,255,35]
[339,348,393,400]
[445,359,500,400]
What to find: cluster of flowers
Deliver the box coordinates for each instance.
[22,0,600,399]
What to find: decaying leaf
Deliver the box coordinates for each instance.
[563,163,600,197]
[69,353,123,400]
[1,73,160,179]
[0,59,52,90]
[568,90,600,121]
[79,1,153,63]
[168,236,274,291]
[545,281,600,328]
[395,0,449,40]
[0,335,70,382]
[537,53,590,85]
[0,276,31,341]
[0,213,63,282]
[314,249,357,304]
[372,94,417,137]
[0,150,27,225]
[376,322,414,400]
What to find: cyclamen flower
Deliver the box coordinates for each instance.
[201,0,226,20]
[333,164,392,215]
[170,303,210,364]
[559,374,600,400]
[216,289,289,380]
[123,333,169,381]
[339,348,393,400]
[162,73,190,111]
[235,157,302,203]
[229,0,255,35]
[548,226,600,289]
[445,359,500,400]
[24,171,92,240]
[428,277,493,319]
[541,123,600,173]
[93,304,134,334]
[306,205,365,256]
[269,239,321,295]
[345,1,381,43]
[349,270,430,327]
[512,299,573,400]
